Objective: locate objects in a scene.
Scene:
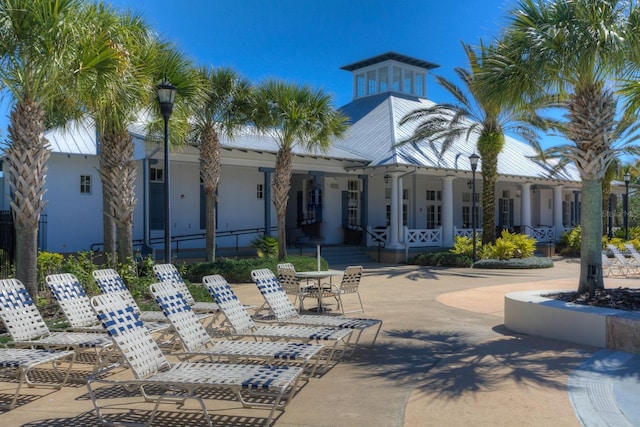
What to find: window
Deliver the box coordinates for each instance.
[150,167,164,183]
[367,70,377,95]
[499,196,514,227]
[347,180,360,226]
[378,67,388,91]
[392,67,402,91]
[426,205,441,229]
[356,74,365,97]
[385,188,408,226]
[415,73,425,97]
[80,175,91,194]
[462,192,480,228]
[403,70,413,94]
[256,184,263,199]
[426,190,441,201]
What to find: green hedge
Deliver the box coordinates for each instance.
[473,257,553,269]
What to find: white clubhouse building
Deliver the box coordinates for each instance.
[4,52,597,261]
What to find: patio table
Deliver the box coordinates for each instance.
[295,270,343,312]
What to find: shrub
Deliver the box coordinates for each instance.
[250,235,278,258]
[411,252,473,267]
[557,226,581,256]
[186,255,328,283]
[450,235,480,257]
[473,257,553,269]
[61,251,100,294]
[37,251,64,290]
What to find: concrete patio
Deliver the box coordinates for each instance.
[0,257,638,426]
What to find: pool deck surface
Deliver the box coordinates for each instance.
[1,257,639,426]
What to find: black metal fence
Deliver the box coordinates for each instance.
[0,210,47,279]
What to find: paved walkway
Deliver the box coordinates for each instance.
[0,258,638,426]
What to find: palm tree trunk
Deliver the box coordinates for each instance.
[478,132,503,245]
[274,148,293,260]
[6,100,50,297]
[100,162,117,266]
[578,179,604,294]
[200,126,220,262]
[100,127,136,263]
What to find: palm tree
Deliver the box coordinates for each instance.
[81,4,158,264]
[486,0,640,294]
[253,80,347,260]
[399,42,540,244]
[190,67,254,262]
[0,0,122,296]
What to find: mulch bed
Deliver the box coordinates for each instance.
[546,288,640,311]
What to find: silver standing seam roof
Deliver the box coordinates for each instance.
[43,93,580,184]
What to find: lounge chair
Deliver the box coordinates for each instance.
[46,273,169,335]
[602,252,625,277]
[89,292,303,426]
[0,348,76,409]
[149,281,324,375]
[153,264,220,315]
[0,278,115,374]
[251,268,382,354]
[624,243,640,265]
[202,274,353,368]
[607,244,639,276]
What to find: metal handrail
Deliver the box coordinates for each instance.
[349,224,385,263]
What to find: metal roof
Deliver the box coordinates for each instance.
[335,92,581,182]
[340,51,440,72]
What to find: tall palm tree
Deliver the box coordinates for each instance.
[253,80,347,260]
[399,42,540,244]
[0,0,121,296]
[486,0,640,294]
[190,67,254,262]
[81,4,159,264]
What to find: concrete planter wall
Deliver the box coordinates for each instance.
[505,290,640,353]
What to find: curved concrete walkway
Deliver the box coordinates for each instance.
[0,258,638,426]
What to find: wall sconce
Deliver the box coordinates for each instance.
[467,180,472,189]
[384,175,389,184]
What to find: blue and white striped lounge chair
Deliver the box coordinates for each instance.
[149,281,324,376]
[46,273,169,335]
[202,274,353,368]
[153,264,220,315]
[0,278,114,374]
[0,348,76,409]
[89,292,303,426]
[251,268,382,355]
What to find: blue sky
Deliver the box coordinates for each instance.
[1,0,531,143]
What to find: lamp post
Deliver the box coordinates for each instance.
[624,172,631,241]
[469,153,480,262]
[157,78,177,263]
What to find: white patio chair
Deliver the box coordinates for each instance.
[89,292,303,426]
[0,278,115,374]
[46,273,170,335]
[330,265,366,314]
[276,265,314,312]
[202,274,353,368]
[251,268,382,354]
[607,244,640,276]
[149,281,323,376]
[0,348,76,409]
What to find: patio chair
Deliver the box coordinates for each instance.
[202,274,353,367]
[330,265,366,314]
[276,265,314,312]
[153,264,220,315]
[251,268,382,354]
[0,278,115,374]
[149,281,323,375]
[46,273,170,335]
[624,243,640,265]
[607,244,640,276]
[89,292,303,426]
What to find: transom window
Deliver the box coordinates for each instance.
[150,167,164,183]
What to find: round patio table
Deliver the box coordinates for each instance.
[295,269,343,312]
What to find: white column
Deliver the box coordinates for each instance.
[553,185,564,239]
[520,183,532,235]
[387,172,402,249]
[397,176,404,244]
[441,176,455,247]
